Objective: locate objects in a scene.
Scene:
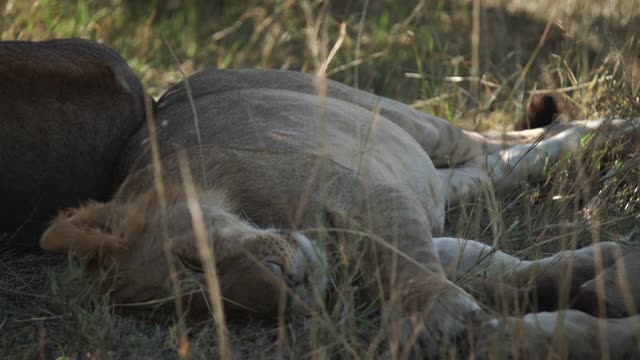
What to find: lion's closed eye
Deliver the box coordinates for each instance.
[265,260,303,287]
[266,261,284,277]
[174,251,204,273]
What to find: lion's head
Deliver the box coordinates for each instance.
[40,187,328,317]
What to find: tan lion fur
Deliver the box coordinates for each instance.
[42,183,323,314]
[39,68,640,358]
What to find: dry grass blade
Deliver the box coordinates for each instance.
[161,34,208,189]
[318,22,346,76]
[470,0,480,99]
[143,94,191,358]
[176,152,231,360]
[507,20,554,105]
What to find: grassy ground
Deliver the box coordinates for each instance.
[1,0,640,358]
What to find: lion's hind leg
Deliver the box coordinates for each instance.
[439,118,640,204]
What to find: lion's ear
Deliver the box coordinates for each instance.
[40,202,131,258]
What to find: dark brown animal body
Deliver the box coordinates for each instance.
[0,39,146,252]
[516,94,560,130]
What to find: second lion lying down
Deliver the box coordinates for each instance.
[40,69,640,358]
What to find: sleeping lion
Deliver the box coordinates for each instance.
[39,68,640,358]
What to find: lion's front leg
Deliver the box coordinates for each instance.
[433,237,624,313]
[395,276,483,358]
[350,190,484,357]
[473,310,640,359]
[433,238,640,358]
[507,242,623,312]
